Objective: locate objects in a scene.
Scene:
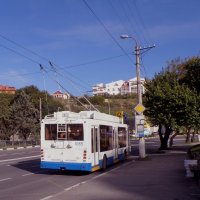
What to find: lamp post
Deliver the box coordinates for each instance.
[120,34,146,158]
[120,35,142,105]
[104,99,110,115]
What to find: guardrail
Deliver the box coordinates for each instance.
[0,140,40,150]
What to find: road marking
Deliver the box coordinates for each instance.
[0,177,12,182]
[41,161,133,199]
[0,155,39,163]
[40,195,53,200]
[64,183,81,191]
[22,173,34,176]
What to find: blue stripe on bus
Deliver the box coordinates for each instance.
[41,153,125,172]
[41,161,92,171]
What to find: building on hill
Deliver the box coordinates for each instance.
[120,81,130,95]
[52,90,70,99]
[0,85,16,94]
[92,83,106,96]
[105,80,124,95]
[128,77,145,94]
[92,77,145,96]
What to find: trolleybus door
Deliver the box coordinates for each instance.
[113,128,118,159]
[91,126,99,166]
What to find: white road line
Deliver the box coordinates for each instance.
[40,195,53,200]
[0,155,39,163]
[0,177,12,182]
[41,161,133,199]
[22,173,34,177]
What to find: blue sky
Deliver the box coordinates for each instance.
[0,0,199,96]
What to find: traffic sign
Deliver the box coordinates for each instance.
[116,111,123,118]
[134,103,145,114]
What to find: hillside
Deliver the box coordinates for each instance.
[58,94,137,123]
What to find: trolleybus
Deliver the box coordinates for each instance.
[40,111,129,172]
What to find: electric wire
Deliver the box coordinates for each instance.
[0,33,49,62]
[0,32,132,89]
[125,0,148,45]
[0,41,99,111]
[107,0,131,36]
[0,43,40,65]
[118,0,142,43]
[82,0,134,65]
[40,65,91,111]
[40,65,49,114]
[48,62,100,112]
[132,1,153,44]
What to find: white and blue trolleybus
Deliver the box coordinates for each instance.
[40,111,129,172]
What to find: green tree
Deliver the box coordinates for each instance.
[17,85,65,117]
[8,91,40,142]
[0,93,14,139]
[144,68,199,149]
[178,57,200,94]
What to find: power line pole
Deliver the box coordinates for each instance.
[120,34,155,158]
[135,44,155,158]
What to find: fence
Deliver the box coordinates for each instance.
[0,140,40,150]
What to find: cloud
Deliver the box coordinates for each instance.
[0,70,35,83]
[34,21,124,48]
[149,20,200,41]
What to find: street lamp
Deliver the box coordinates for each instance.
[120,35,142,105]
[120,34,145,158]
[104,99,110,115]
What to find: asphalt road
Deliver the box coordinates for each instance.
[0,136,199,200]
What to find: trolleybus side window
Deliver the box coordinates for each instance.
[118,127,126,147]
[45,124,57,140]
[100,125,113,152]
[67,124,83,141]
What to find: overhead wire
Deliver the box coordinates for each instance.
[0,32,133,90]
[132,1,153,44]
[40,65,49,114]
[48,62,100,112]
[82,0,134,65]
[107,0,131,36]
[0,41,99,111]
[40,65,92,111]
[124,0,148,46]
[118,0,142,43]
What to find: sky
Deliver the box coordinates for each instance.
[0,0,199,96]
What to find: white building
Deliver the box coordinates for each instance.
[128,77,145,94]
[92,83,106,96]
[105,80,124,95]
[92,77,145,96]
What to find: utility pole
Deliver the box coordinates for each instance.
[39,98,42,124]
[135,45,142,105]
[136,44,155,158]
[135,44,145,158]
[120,34,155,158]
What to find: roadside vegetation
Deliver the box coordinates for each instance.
[143,56,200,150]
[0,56,199,150]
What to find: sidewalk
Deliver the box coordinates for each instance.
[50,151,200,200]
[118,153,200,200]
